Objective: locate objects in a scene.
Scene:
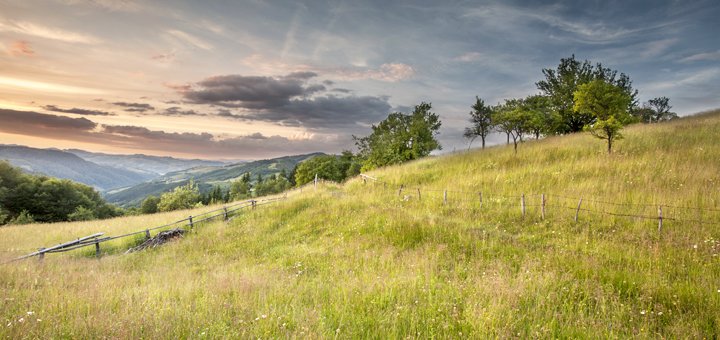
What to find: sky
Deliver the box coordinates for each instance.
[1,0,719,160]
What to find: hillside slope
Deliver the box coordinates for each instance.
[0,145,153,191]
[1,111,719,338]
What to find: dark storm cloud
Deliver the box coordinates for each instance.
[0,109,343,158]
[179,72,391,129]
[160,106,206,116]
[181,73,324,108]
[43,104,113,116]
[111,102,155,112]
[0,109,97,136]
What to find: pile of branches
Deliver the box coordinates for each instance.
[126,228,185,253]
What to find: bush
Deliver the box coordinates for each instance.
[140,196,160,214]
[9,210,34,225]
[68,206,96,221]
[157,181,201,212]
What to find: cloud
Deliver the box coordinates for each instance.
[166,29,213,50]
[43,104,113,116]
[0,109,343,158]
[0,109,97,137]
[680,50,720,63]
[239,55,415,82]
[454,52,483,62]
[151,52,176,63]
[179,72,391,129]
[180,73,324,108]
[160,106,206,116]
[0,20,100,44]
[7,40,34,57]
[111,102,155,112]
[55,0,143,11]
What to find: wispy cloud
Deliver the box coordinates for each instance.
[679,50,720,63]
[7,40,35,56]
[0,20,100,44]
[166,29,212,50]
[43,104,113,116]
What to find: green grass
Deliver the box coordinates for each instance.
[1,111,720,338]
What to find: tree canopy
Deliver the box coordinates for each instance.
[463,96,494,149]
[536,55,638,134]
[573,79,632,153]
[355,102,441,171]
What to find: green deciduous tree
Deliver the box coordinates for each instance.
[157,180,202,212]
[355,102,441,170]
[537,55,637,134]
[294,155,345,186]
[463,96,494,149]
[573,80,632,154]
[140,195,160,214]
[493,99,532,154]
[229,179,250,201]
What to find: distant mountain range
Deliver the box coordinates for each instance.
[0,144,324,207]
[104,152,324,207]
[0,145,226,191]
[0,145,153,191]
[66,149,226,177]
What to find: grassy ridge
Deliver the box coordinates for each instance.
[1,111,719,338]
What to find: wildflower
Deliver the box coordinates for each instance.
[693,244,698,249]
[640,310,646,315]
[658,312,663,316]
[26,311,34,316]
[261,314,267,319]
[18,318,24,323]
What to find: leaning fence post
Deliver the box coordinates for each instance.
[223,207,229,220]
[95,242,101,258]
[575,198,583,222]
[145,229,151,240]
[479,192,483,209]
[541,194,546,220]
[658,205,663,233]
[417,188,421,200]
[189,215,194,229]
[252,200,256,210]
[521,194,526,218]
[443,190,448,205]
[398,184,404,197]
[38,248,45,262]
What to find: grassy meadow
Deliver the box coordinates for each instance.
[1,110,719,338]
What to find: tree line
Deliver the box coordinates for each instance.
[465,55,677,153]
[0,161,123,225]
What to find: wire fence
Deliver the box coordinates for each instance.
[358,174,720,228]
[6,173,718,263]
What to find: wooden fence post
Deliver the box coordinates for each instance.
[223,207,229,220]
[38,248,45,262]
[658,205,663,232]
[443,190,448,205]
[314,174,318,190]
[189,215,194,229]
[417,188,421,200]
[541,194,546,220]
[95,242,101,258]
[252,200,257,210]
[575,198,583,222]
[398,184,404,197]
[479,192,483,209]
[145,229,151,240]
[521,194,526,218]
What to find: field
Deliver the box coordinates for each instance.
[1,111,719,338]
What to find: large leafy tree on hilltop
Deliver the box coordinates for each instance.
[574,79,632,154]
[536,55,638,134]
[356,102,441,171]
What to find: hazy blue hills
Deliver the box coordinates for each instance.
[0,145,153,191]
[105,152,324,207]
[66,149,227,177]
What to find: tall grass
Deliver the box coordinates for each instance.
[1,111,719,338]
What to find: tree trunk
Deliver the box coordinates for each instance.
[607,137,612,154]
[481,136,485,149]
[506,132,510,145]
